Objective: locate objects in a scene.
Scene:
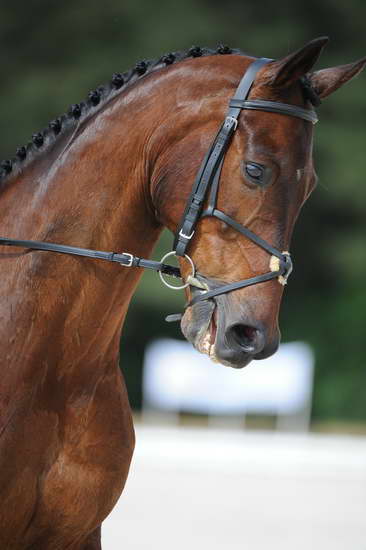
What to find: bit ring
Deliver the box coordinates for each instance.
[159,251,195,290]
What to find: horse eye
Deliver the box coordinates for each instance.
[245,162,263,180]
[244,162,272,188]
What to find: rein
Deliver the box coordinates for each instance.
[0,57,319,321]
[0,237,181,278]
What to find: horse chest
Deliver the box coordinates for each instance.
[0,369,134,548]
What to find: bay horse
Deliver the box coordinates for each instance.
[0,37,364,549]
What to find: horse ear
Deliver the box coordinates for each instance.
[309,58,366,99]
[266,37,329,88]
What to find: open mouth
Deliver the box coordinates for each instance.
[187,274,224,362]
[184,273,275,368]
[182,274,219,361]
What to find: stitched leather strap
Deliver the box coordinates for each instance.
[0,237,181,277]
[174,116,237,256]
[202,209,284,258]
[174,58,273,258]
[225,58,272,120]
[188,270,282,306]
[229,99,318,124]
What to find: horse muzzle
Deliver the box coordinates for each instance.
[181,275,280,369]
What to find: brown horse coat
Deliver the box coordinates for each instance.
[0,39,364,548]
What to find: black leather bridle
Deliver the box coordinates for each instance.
[0,57,319,319]
[165,57,318,318]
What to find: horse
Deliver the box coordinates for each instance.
[0,37,364,549]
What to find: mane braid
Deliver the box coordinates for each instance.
[0,45,239,186]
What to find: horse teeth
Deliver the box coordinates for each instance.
[201,332,211,353]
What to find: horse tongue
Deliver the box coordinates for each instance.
[165,313,183,323]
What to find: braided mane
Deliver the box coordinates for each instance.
[0,45,238,185]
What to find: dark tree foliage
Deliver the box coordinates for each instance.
[0,1,365,421]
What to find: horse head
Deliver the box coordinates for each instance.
[152,38,365,368]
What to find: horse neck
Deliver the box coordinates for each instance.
[0,55,249,376]
[0,82,168,376]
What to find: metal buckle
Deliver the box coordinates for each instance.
[120,253,134,267]
[158,251,195,290]
[179,228,195,240]
[225,116,238,131]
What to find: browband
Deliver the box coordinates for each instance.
[229,99,318,124]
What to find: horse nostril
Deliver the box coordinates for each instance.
[230,323,264,354]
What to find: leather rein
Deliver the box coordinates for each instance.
[0,57,319,320]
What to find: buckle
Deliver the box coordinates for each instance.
[225,116,238,131]
[179,228,195,240]
[121,253,134,267]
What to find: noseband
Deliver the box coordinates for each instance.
[0,57,319,321]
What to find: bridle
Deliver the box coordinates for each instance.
[0,57,319,321]
[164,57,319,319]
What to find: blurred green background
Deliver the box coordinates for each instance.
[1,1,365,425]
